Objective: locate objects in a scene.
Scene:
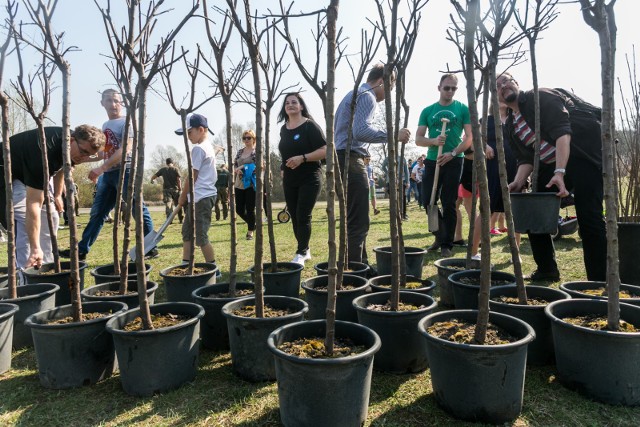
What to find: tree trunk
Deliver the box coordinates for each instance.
[264,108,278,272]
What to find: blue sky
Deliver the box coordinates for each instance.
[4,0,638,165]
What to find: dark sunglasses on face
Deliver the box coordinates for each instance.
[442,86,457,92]
[242,136,253,140]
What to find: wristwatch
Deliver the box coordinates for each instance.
[450,149,457,157]
[554,168,566,175]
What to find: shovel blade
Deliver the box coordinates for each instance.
[427,205,440,232]
[129,231,163,261]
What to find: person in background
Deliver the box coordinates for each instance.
[175,113,217,265]
[234,129,257,240]
[277,92,327,265]
[410,155,425,209]
[215,163,229,221]
[365,156,380,215]
[453,149,475,246]
[61,89,155,260]
[415,73,472,258]
[334,64,411,266]
[151,157,183,224]
[0,125,105,269]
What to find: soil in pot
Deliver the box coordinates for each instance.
[90,262,152,285]
[278,336,366,358]
[434,258,481,307]
[313,261,369,278]
[562,314,638,332]
[250,262,304,298]
[122,313,191,331]
[560,281,640,307]
[81,280,158,308]
[427,318,518,345]
[449,270,516,310]
[160,262,218,303]
[165,266,213,276]
[369,275,436,296]
[23,261,87,306]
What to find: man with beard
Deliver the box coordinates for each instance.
[497,72,606,281]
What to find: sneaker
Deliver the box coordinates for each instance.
[440,247,453,258]
[490,228,503,235]
[524,269,560,282]
[302,249,312,261]
[59,248,86,260]
[498,227,508,233]
[452,239,467,247]
[471,254,481,261]
[427,241,441,251]
[145,248,160,259]
[246,231,253,240]
[291,253,306,265]
[374,209,380,215]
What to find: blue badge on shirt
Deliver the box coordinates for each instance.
[293,134,300,141]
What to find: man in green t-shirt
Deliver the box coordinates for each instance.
[415,73,472,257]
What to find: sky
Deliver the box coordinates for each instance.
[3,0,639,167]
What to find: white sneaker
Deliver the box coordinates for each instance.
[302,249,312,261]
[291,253,306,265]
[471,254,481,261]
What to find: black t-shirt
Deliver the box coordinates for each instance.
[278,119,326,181]
[1,127,64,191]
[0,127,64,228]
[155,165,181,190]
[216,168,229,188]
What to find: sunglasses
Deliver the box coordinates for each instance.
[497,78,516,89]
[442,86,457,92]
[242,136,253,140]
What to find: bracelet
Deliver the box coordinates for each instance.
[302,154,307,163]
[554,168,566,175]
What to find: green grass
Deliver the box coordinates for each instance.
[1,200,638,426]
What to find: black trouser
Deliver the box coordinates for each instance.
[235,186,256,231]
[215,186,229,220]
[422,157,464,249]
[529,157,606,280]
[337,151,369,264]
[283,170,321,255]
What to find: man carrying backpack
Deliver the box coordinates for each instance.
[497,72,606,282]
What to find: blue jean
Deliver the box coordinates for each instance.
[79,169,153,254]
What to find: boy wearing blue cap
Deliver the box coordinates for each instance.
[175,113,218,264]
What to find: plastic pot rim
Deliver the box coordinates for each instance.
[489,284,571,311]
[352,290,437,317]
[0,283,60,303]
[221,295,309,323]
[159,262,218,279]
[105,301,205,336]
[25,300,128,330]
[544,299,640,338]
[301,274,370,295]
[267,319,381,365]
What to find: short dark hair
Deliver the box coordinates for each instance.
[439,73,458,85]
[166,158,173,165]
[366,64,396,86]
[101,88,122,101]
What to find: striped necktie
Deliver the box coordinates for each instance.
[513,112,556,164]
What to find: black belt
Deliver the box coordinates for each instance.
[335,150,366,159]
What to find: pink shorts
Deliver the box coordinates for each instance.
[458,184,472,199]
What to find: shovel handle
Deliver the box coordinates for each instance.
[428,119,449,206]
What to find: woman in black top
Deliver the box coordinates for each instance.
[277,92,327,265]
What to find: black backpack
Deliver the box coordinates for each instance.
[554,87,602,121]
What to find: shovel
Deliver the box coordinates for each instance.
[427,118,450,232]
[129,205,181,261]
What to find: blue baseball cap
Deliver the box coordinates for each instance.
[175,113,215,135]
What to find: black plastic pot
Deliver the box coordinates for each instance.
[249,262,304,298]
[23,261,87,306]
[0,283,59,349]
[191,282,255,351]
[0,303,18,374]
[545,299,640,405]
[106,302,205,397]
[222,295,308,382]
[434,257,480,307]
[353,291,437,373]
[301,274,369,322]
[373,246,427,278]
[619,220,640,286]
[510,192,560,234]
[368,274,436,296]
[449,270,516,309]
[268,320,381,427]
[80,280,158,308]
[313,261,369,278]
[418,310,535,424]
[489,285,571,365]
[25,301,127,389]
[160,262,218,302]
[560,281,640,307]
[90,262,152,285]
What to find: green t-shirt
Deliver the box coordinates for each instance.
[417,100,470,161]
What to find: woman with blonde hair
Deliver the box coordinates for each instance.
[234,129,257,240]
